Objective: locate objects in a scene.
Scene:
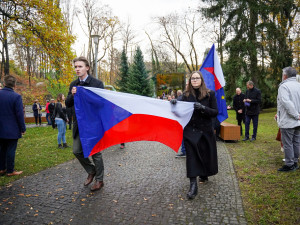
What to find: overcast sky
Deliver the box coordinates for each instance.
[72,0,208,60]
[101,0,199,29]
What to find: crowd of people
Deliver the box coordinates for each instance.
[0,57,299,200]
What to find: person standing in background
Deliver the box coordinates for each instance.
[233,88,245,136]
[66,106,73,130]
[32,99,42,126]
[0,75,26,176]
[276,67,300,172]
[54,94,70,149]
[48,99,56,129]
[175,89,186,158]
[242,81,261,141]
[45,100,51,125]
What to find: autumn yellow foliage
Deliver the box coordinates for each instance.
[2,0,76,87]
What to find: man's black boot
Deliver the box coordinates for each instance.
[187,178,198,199]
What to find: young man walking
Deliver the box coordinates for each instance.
[66,56,105,191]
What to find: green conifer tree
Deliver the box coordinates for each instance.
[126,46,152,96]
[116,48,129,92]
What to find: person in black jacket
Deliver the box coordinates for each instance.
[54,94,70,149]
[32,99,42,126]
[233,88,245,136]
[242,81,261,141]
[48,99,56,129]
[171,71,218,199]
[66,106,73,130]
[65,56,104,192]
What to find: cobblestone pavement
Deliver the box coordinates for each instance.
[0,141,247,225]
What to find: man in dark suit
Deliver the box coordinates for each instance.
[66,56,104,191]
[0,75,26,176]
[233,87,245,136]
[48,99,56,129]
[243,81,261,141]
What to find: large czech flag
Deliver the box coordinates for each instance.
[200,44,228,123]
[74,87,194,157]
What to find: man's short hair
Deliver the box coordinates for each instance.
[73,56,90,67]
[4,75,16,88]
[282,67,297,78]
[247,81,254,86]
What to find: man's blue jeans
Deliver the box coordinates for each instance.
[245,115,259,139]
[0,139,19,173]
[46,113,51,125]
[181,140,186,154]
[55,118,66,144]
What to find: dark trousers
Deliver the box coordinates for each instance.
[214,119,221,137]
[46,113,51,125]
[68,118,72,130]
[34,114,41,125]
[245,115,259,139]
[0,139,18,173]
[50,113,56,128]
[73,134,104,181]
[181,139,186,154]
[237,119,243,136]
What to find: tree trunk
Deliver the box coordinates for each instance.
[219,14,223,65]
[248,3,258,85]
[4,31,9,75]
[26,46,32,87]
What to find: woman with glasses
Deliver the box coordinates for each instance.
[171,71,218,199]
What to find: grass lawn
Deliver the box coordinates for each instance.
[0,125,74,186]
[225,108,300,225]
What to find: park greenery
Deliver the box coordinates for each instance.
[116,46,153,96]
[1,109,299,224]
[1,0,299,103]
[200,0,299,107]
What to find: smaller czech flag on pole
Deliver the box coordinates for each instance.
[200,44,228,123]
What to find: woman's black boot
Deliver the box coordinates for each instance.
[199,176,208,183]
[187,177,198,199]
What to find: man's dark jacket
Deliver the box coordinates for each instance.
[233,93,245,120]
[65,76,104,138]
[245,87,261,116]
[48,102,55,114]
[32,103,41,117]
[0,87,26,139]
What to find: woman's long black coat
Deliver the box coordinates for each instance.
[182,90,218,178]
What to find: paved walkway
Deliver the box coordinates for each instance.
[0,141,247,225]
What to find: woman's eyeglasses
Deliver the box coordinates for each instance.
[191,77,201,81]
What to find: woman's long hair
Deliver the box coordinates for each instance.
[185,71,210,100]
[56,93,66,107]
